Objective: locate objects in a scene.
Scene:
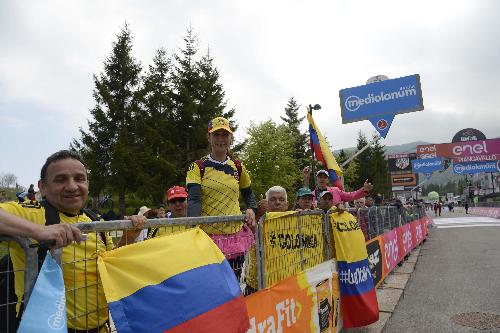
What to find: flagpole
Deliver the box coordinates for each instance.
[340,134,380,169]
[308,104,322,202]
[308,105,317,196]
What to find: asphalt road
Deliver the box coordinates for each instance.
[383,215,500,332]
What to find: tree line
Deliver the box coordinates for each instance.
[71,24,390,216]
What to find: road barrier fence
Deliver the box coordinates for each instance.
[0,205,426,332]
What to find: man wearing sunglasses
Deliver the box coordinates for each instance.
[166,186,188,218]
[148,186,188,238]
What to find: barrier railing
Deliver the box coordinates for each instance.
[475,201,500,208]
[0,236,37,333]
[1,206,426,331]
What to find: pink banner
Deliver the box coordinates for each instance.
[399,223,413,257]
[469,207,500,219]
[411,219,425,248]
[416,138,500,161]
[381,229,401,274]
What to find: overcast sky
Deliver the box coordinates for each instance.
[1,0,500,188]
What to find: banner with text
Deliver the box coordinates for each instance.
[246,261,340,333]
[416,138,500,162]
[453,161,500,174]
[340,74,424,124]
[263,212,325,287]
[391,173,418,187]
[412,157,444,173]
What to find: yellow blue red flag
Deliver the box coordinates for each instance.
[307,112,344,189]
[97,228,249,333]
[330,212,379,328]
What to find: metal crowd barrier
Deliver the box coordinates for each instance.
[475,202,500,208]
[0,236,37,333]
[0,206,426,332]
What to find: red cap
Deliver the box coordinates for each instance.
[165,186,188,201]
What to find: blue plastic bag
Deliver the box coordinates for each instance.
[18,251,67,332]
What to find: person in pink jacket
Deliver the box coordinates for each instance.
[303,167,373,206]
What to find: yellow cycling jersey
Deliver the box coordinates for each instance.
[186,155,251,234]
[0,201,113,330]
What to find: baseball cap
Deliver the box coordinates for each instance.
[316,169,329,177]
[208,117,233,133]
[297,187,313,198]
[320,190,333,199]
[166,186,188,201]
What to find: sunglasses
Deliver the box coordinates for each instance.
[168,197,186,204]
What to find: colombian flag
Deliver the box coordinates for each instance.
[307,112,344,189]
[97,228,249,333]
[330,212,379,328]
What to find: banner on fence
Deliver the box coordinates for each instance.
[263,212,325,287]
[381,229,402,275]
[97,228,249,333]
[366,237,384,288]
[246,261,340,333]
[330,212,379,328]
[377,217,428,280]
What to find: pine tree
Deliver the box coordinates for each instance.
[369,135,390,196]
[353,131,372,190]
[73,24,142,216]
[280,97,310,189]
[171,28,236,176]
[135,48,177,203]
[336,149,348,165]
[280,97,309,169]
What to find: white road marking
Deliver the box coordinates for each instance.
[433,216,500,229]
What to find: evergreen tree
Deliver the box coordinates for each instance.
[281,97,309,168]
[73,24,142,216]
[353,131,372,190]
[135,48,177,203]
[370,135,390,196]
[336,149,348,165]
[170,28,236,176]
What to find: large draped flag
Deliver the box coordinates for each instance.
[330,212,379,328]
[97,228,249,333]
[18,252,67,333]
[307,112,344,189]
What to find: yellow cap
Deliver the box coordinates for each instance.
[208,117,232,133]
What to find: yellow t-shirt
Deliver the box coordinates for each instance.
[186,155,251,234]
[0,201,113,330]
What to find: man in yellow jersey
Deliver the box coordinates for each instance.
[0,150,146,332]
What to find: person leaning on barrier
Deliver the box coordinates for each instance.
[245,185,289,295]
[186,117,257,280]
[0,208,82,248]
[0,150,146,332]
[296,187,314,210]
[318,190,335,212]
[147,185,188,238]
[303,167,373,206]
